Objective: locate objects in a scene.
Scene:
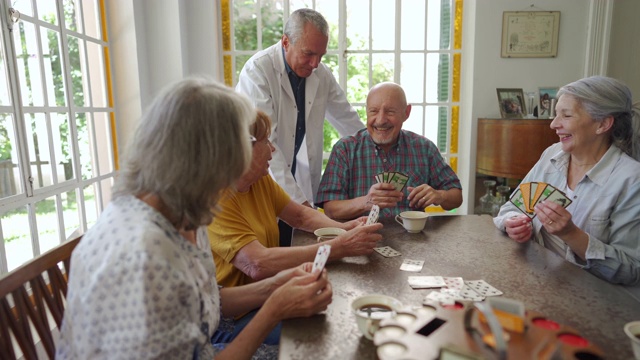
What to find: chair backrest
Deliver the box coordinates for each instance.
[0,236,81,360]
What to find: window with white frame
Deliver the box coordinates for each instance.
[0,0,117,274]
[219,0,463,172]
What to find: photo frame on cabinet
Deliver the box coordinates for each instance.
[501,11,561,58]
[497,88,526,118]
[538,87,559,119]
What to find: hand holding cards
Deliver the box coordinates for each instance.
[312,244,331,279]
[375,171,409,192]
[509,182,572,219]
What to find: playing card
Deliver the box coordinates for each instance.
[530,182,548,209]
[388,172,409,192]
[509,189,534,219]
[366,204,380,225]
[399,259,424,272]
[443,277,465,291]
[424,291,455,305]
[373,246,401,258]
[457,285,485,301]
[542,189,572,209]
[311,244,331,278]
[519,183,532,213]
[465,279,503,297]
[533,183,556,209]
[407,276,446,289]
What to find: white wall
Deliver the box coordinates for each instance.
[106,0,222,154]
[608,0,640,97]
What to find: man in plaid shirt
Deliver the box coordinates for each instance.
[316,82,463,219]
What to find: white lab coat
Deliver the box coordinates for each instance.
[236,41,363,205]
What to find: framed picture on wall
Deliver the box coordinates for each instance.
[501,11,561,58]
[538,87,559,118]
[497,88,526,118]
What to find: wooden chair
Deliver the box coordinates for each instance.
[0,236,81,360]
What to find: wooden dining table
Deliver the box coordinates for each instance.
[278,214,640,359]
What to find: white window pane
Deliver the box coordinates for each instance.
[68,35,88,107]
[289,0,311,13]
[346,54,369,103]
[426,53,449,103]
[64,0,84,33]
[0,114,23,198]
[87,41,106,107]
[261,1,284,49]
[404,105,423,137]
[2,206,33,272]
[371,53,394,84]
[94,112,114,175]
[36,195,61,253]
[427,0,450,50]
[41,28,67,107]
[425,105,440,145]
[12,0,34,17]
[83,184,98,228]
[83,0,102,40]
[63,189,81,239]
[51,113,75,182]
[401,0,425,50]
[25,113,55,189]
[346,0,369,51]
[400,53,424,104]
[0,30,11,106]
[37,0,58,25]
[15,22,45,106]
[234,0,257,51]
[75,113,92,180]
[371,0,395,50]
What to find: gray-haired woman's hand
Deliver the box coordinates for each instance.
[264,269,333,321]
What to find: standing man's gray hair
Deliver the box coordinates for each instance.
[284,8,329,44]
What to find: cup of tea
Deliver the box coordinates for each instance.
[351,294,402,340]
[314,227,347,242]
[624,321,640,360]
[395,211,429,233]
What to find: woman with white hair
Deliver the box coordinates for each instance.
[494,76,640,288]
[57,77,332,359]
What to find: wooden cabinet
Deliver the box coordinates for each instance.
[476,118,557,179]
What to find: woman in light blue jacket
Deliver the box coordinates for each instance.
[494,76,640,288]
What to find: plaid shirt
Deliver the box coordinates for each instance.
[316,129,461,218]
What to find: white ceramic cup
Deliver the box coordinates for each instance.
[624,321,640,360]
[351,294,402,340]
[314,227,347,242]
[394,211,429,233]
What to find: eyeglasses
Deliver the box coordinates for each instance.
[249,135,257,143]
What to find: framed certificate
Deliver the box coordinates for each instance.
[501,11,560,58]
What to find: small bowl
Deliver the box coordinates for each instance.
[314,227,347,241]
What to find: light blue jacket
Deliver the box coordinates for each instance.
[494,142,640,288]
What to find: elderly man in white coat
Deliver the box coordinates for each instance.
[236,8,363,211]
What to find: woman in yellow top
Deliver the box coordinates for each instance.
[208,111,383,345]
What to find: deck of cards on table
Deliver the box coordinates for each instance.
[509,182,572,219]
[375,171,409,192]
